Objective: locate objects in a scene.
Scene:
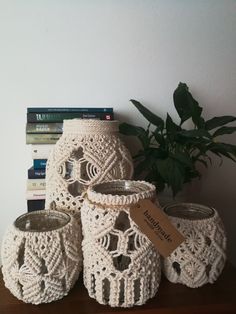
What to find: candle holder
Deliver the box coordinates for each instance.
[45,119,133,217]
[1,210,82,304]
[81,180,161,307]
[162,203,227,288]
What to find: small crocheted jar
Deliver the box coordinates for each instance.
[45,119,133,217]
[1,210,82,304]
[162,203,227,288]
[81,180,161,307]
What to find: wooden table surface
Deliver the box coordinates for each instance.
[1,263,236,314]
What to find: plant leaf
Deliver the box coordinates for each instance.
[119,122,144,136]
[170,152,193,168]
[178,129,212,139]
[130,99,164,129]
[156,157,185,196]
[145,147,167,159]
[166,113,181,135]
[210,142,236,155]
[144,168,166,192]
[195,158,208,168]
[213,126,236,137]
[173,82,203,125]
[208,142,236,162]
[205,116,236,130]
[134,157,153,176]
[152,128,165,146]
[119,122,150,149]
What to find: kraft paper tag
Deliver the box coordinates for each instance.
[130,199,185,257]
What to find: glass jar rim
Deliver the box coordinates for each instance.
[163,202,215,220]
[14,210,71,232]
[87,180,156,206]
[63,119,119,134]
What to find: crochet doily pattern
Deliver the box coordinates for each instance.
[162,203,227,288]
[45,120,133,216]
[81,180,161,307]
[1,210,82,304]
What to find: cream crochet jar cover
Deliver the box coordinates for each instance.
[81,180,161,307]
[1,210,82,304]
[162,203,227,288]
[45,119,133,216]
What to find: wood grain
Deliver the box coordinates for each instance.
[1,263,236,314]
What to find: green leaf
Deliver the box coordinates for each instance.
[210,149,235,163]
[145,147,167,159]
[144,168,166,192]
[173,82,203,125]
[213,126,236,137]
[152,128,165,146]
[119,122,144,136]
[166,113,181,135]
[205,116,236,130]
[178,129,212,139]
[173,83,191,122]
[156,157,185,196]
[195,158,208,168]
[130,99,164,129]
[208,142,236,162]
[212,142,236,155]
[170,152,193,168]
[119,122,150,149]
[134,157,153,176]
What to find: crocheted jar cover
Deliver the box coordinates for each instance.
[1,210,82,304]
[81,180,161,307]
[45,120,133,216]
[162,203,227,288]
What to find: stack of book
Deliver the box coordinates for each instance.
[26,107,114,212]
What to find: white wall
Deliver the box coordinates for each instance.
[0,0,236,265]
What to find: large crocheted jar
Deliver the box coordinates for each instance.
[45,119,133,216]
[162,203,227,288]
[1,210,82,304]
[81,180,161,307]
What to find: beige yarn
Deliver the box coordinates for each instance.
[1,210,82,304]
[81,180,161,307]
[162,203,227,288]
[45,120,133,216]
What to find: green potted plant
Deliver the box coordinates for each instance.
[119,82,236,197]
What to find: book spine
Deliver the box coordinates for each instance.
[28,167,46,179]
[26,133,62,144]
[26,123,63,134]
[27,179,46,190]
[31,144,54,159]
[27,112,114,123]
[27,200,45,212]
[33,159,47,169]
[26,190,46,200]
[27,107,113,113]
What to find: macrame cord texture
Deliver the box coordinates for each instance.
[45,120,133,217]
[163,208,227,288]
[1,211,82,304]
[81,180,161,307]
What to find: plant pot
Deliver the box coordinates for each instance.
[81,180,161,307]
[45,119,133,217]
[1,210,82,304]
[162,203,227,288]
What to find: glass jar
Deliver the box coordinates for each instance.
[81,180,161,307]
[45,119,133,217]
[162,203,227,288]
[1,210,82,304]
